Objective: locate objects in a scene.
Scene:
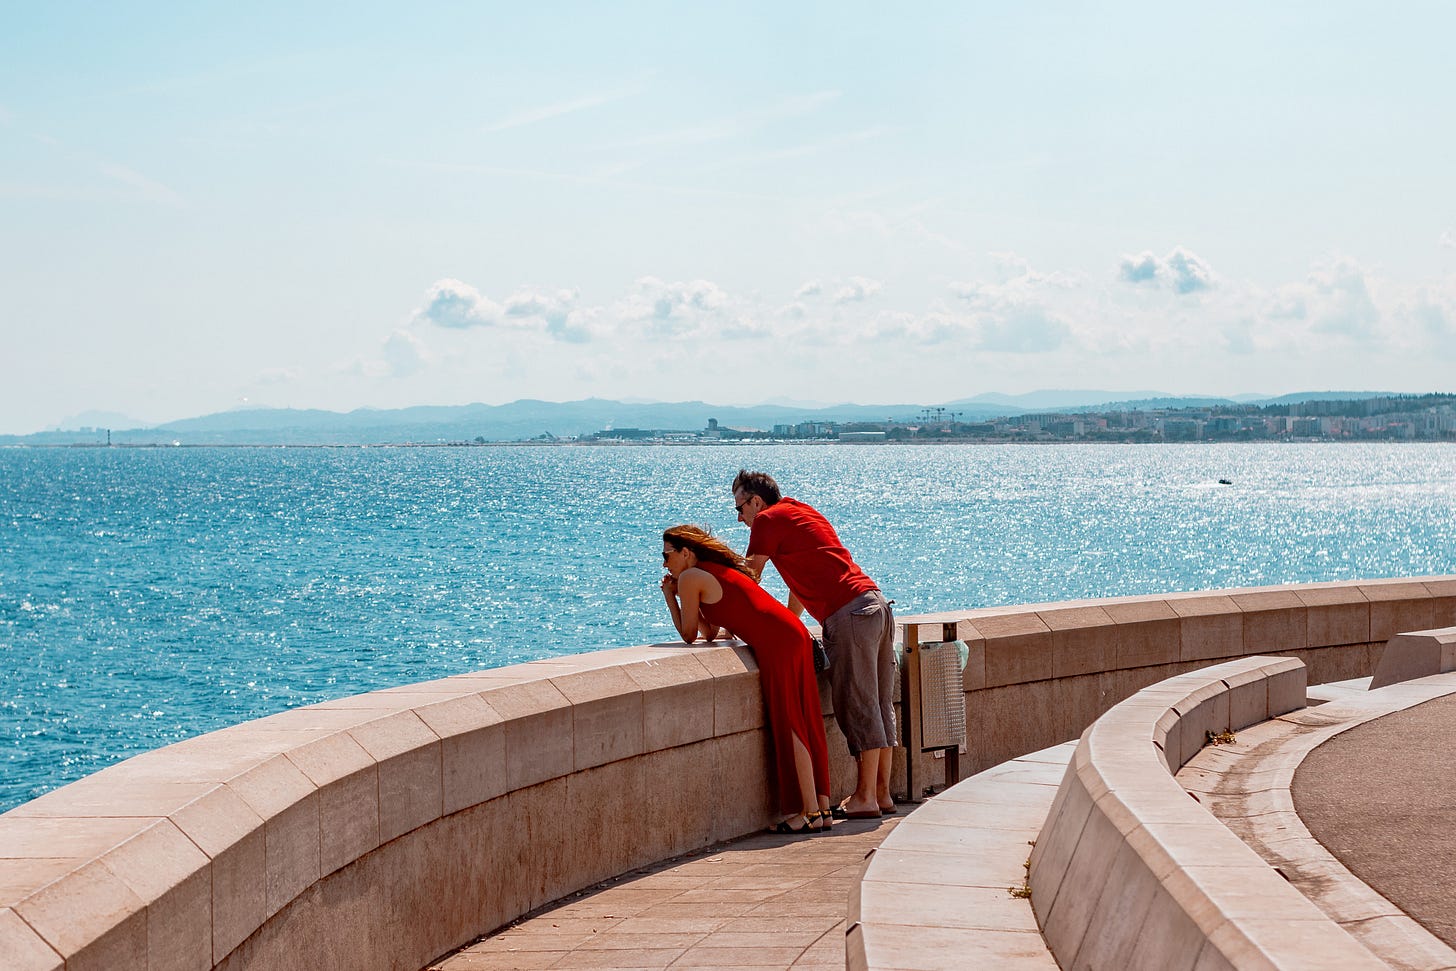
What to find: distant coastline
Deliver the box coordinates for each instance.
[6,391,1453,447]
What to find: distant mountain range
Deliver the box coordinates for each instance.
[3,391,1403,446]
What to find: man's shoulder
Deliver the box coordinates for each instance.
[754,497,837,546]
[765,496,824,523]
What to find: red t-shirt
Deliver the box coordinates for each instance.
[745,497,878,624]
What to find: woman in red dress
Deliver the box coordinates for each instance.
[660,524,832,834]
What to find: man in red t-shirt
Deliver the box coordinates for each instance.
[733,469,896,818]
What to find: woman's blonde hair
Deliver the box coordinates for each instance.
[662,524,754,578]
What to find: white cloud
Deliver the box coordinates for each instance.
[504,286,598,343]
[1396,280,1456,353]
[413,279,607,342]
[1166,248,1215,294]
[1440,230,1456,249]
[976,307,1071,352]
[1118,251,1160,284]
[382,329,430,377]
[397,256,1446,392]
[1300,259,1380,338]
[616,276,730,337]
[413,279,504,329]
[950,255,1072,353]
[1248,257,1454,354]
[1117,246,1215,294]
[863,310,970,345]
[833,276,882,304]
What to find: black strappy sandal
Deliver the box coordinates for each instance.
[769,815,813,835]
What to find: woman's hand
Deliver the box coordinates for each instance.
[660,573,677,598]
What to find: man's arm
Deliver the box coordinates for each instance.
[745,552,803,616]
[785,589,805,617]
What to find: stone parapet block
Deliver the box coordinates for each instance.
[622,653,716,751]
[1038,605,1115,678]
[0,907,63,971]
[1231,589,1308,656]
[695,643,766,736]
[1263,656,1308,716]
[11,857,148,971]
[283,730,380,877]
[412,694,508,816]
[973,612,1053,688]
[93,819,212,971]
[1360,579,1440,642]
[478,679,573,792]
[345,710,444,845]
[1168,594,1245,663]
[548,666,646,772]
[1423,578,1456,628]
[1102,599,1181,669]
[1369,626,1456,689]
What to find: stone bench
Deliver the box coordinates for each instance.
[848,741,1073,970]
[1027,656,1386,969]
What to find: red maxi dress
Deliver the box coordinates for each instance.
[697,561,831,815]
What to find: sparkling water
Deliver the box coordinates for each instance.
[2,442,1454,811]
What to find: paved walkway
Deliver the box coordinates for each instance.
[430,816,900,971]
[1294,691,1456,950]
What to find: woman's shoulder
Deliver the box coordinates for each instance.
[680,565,725,604]
[680,565,726,588]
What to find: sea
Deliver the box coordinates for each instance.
[2,442,1454,813]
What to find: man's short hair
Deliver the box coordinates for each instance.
[732,469,781,506]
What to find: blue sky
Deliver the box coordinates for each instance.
[2,2,1454,433]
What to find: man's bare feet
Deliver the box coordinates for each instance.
[836,798,882,819]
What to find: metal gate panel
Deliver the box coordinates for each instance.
[917,640,967,751]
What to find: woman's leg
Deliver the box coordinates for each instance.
[791,733,821,827]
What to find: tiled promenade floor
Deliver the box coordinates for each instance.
[430,815,900,971]
[1295,691,1456,950]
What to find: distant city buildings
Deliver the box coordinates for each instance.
[582,395,1456,444]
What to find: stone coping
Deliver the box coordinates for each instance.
[916,574,1456,694]
[1026,656,1388,970]
[847,741,1072,970]
[0,576,1453,970]
[1181,673,1456,970]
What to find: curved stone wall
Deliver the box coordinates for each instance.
[1027,656,1385,969]
[0,576,1452,970]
